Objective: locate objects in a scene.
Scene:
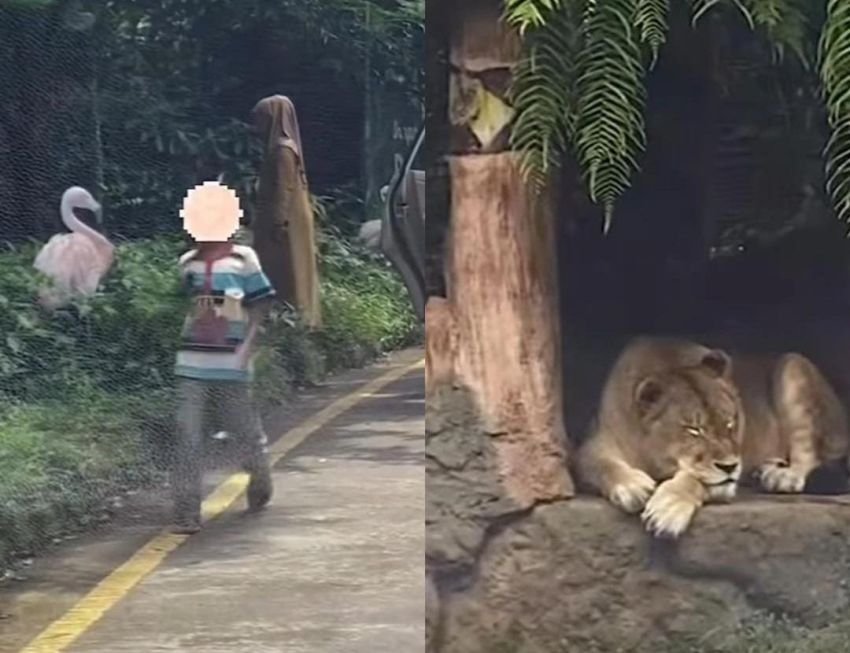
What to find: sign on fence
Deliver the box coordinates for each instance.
[363,80,423,216]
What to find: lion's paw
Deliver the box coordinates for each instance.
[608,469,657,514]
[758,461,806,493]
[641,483,698,538]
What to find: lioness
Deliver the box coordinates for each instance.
[576,337,850,538]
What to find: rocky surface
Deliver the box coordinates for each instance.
[431,495,850,653]
[426,571,439,653]
[426,385,525,576]
[427,385,850,652]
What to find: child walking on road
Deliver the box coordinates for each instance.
[172,180,277,534]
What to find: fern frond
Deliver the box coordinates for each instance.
[574,0,646,226]
[691,0,809,65]
[691,0,722,25]
[690,0,753,28]
[824,119,850,224]
[635,0,669,67]
[509,4,582,190]
[503,0,564,34]
[511,54,569,190]
[743,0,810,65]
[820,0,850,224]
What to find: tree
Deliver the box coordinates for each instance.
[0,0,423,240]
[427,0,573,508]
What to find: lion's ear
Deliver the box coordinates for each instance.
[700,349,732,378]
[635,377,665,416]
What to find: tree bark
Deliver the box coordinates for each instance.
[425,296,456,396]
[426,0,573,507]
[424,0,574,506]
[447,154,573,505]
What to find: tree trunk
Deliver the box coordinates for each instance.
[447,154,572,505]
[425,296,455,395]
[426,0,573,507]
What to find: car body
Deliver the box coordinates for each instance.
[364,125,425,322]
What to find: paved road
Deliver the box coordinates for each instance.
[0,349,424,653]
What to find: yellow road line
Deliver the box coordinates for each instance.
[19,357,424,653]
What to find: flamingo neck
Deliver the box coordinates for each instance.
[60,198,112,250]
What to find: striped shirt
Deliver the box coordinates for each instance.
[175,244,275,382]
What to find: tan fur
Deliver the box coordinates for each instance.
[577,337,850,538]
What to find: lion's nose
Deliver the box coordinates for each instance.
[715,461,740,475]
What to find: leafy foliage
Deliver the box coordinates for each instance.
[507,0,850,230]
[744,0,809,64]
[0,0,423,239]
[636,0,670,66]
[318,223,420,356]
[509,2,581,190]
[574,0,646,229]
[692,0,809,62]
[509,0,649,224]
[504,0,565,34]
[0,228,416,405]
[819,0,850,223]
[0,0,423,571]
[0,225,419,571]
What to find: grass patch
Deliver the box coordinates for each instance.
[0,390,156,561]
[656,613,850,653]
[0,228,419,574]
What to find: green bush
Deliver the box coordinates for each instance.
[0,228,419,572]
[0,236,186,403]
[0,389,155,556]
[316,224,421,366]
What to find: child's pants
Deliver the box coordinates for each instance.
[172,378,269,520]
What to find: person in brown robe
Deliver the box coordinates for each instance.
[250,95,322,328]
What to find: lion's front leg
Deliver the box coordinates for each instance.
[760,352,845,494]
[756,458,809,493]
[642,471,708,538]
[606,463,658,514]
[578,447,657,514]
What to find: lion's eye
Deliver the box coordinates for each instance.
[685,426,702,437]
[726,419,736,431]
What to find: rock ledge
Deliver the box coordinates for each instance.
[431,495,850,653]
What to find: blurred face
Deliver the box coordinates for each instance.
[180,181,243,242]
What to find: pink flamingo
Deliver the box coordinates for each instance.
[33,186,115,310]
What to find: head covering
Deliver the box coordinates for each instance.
[251,95,307,179]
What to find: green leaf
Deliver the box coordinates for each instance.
[574,0,647,221]
[743,0,810,65]
[5,335,22,354]
[503,0,564,34]
[820,0,850,224]
[691,0,725,25]
[635,0,669,67]
[509,2,582,190]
